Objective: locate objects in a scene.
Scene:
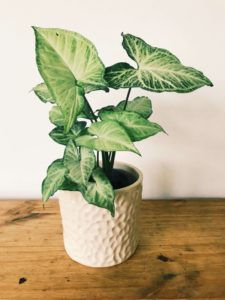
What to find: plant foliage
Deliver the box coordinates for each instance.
[32,27,213,216]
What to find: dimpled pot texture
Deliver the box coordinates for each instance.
[58,162,143,267]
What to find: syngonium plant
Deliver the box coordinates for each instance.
[32,27,213,216]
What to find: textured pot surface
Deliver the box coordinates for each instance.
[58,162,143,267]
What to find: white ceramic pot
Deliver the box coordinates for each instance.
[58,162,143,267]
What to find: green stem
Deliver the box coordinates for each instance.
[123,88,132,110]
[110,152,116,169]
[102,151,110,175]
[96,151,99,167]
[84,95,102,169]
[84,95,97,122]
[110,88,132,170]
[84,96,112,174]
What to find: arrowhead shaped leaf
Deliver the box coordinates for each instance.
[116,96,152,118]
[84,168,115,216]
[105,33,213,93]
[49,122,87,145]
[76,120,140,155]
[63,140,95,186]
[99,110,164,141]
[33,27,107,132]
[42,159,68,201]
[33,27,108,93]
[33,83,55,103]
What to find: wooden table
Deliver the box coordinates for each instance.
[0,199,225,300]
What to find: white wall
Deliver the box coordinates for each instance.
[0,0,225,199]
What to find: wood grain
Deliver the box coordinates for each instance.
[0,199,225,299]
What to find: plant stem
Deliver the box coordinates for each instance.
[84,95,97,122]
[123,88,132,110]
[110,88,132,170]
[110,151,116,169]
[83,96,112,174]
[96,151,99,167]
[102,151,110,175]
[83,95,101,168]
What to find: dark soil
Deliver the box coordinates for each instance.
[108,168,137,190]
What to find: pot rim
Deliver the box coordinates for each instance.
[58,161,143,195]
[113,161,143,193]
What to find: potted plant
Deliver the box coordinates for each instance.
[32,27,212,267]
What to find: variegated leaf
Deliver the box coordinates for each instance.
[59,178,80,191]
[33,27,107,132]
[76,120,140,155]
[49,101,90,129]
[116,96,152,118]
[49,122,87,145]
[33,27,108,91]
[63,140,95,186]
[70,121,87,137]
[49,127,70,145]
[84,168,115,216]
[78,101,95,120]
[49,106,65,127]
[49,101,94,125]
[99,110,164,141]
[42,159,68,201]
[33,83,55,103]
[105,34,213,93]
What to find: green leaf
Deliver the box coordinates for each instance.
[61,85,84,133]
[117,96,152,118]
[49,122,87,145]
[59,178,79,191]
[70,121,87,137]
[49,127,70,145]
[99,110,164,141]
[97,105,117,116]
[33,27,108,92]
[84,168,115,216]
[63,140,79,163]
[33,83,55,103]
[49,106,65,127]
[105,33,213,93]
[76,120,140,155]
[42,159,68,201]
[49,102,89,129]
[105,62,136,88]
[34,27,106,132]
[78,101,94,120]
[63,140,95,186]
